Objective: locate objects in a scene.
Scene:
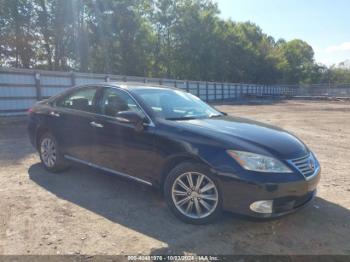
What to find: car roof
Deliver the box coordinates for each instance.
[102,82,181,91]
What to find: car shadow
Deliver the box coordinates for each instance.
[28,163,350,255]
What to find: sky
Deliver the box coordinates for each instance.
[216,0,350,66]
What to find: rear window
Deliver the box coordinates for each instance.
[56,87,98,113]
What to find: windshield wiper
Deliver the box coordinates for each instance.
[208,114,223,118]
[166,114,223,120]
[165,116,197,120]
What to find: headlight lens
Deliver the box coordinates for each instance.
[227,150,292,173]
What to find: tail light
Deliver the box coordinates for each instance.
[27,108,34,115]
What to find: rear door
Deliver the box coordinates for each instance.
[49,86,100,162]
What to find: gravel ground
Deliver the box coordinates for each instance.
[0,100,349,255]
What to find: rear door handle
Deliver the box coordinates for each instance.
[90,121,103,128]
[50,111,60,117]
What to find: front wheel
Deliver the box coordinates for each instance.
[39,132,69,172]
[164,162,222,224]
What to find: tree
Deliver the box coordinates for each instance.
[274,39,318,84]
[327,61,350,84]
[0,0,346,85]
[0,0,37,68]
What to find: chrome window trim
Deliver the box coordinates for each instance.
[64,155,153,186]
[52,84,155,127]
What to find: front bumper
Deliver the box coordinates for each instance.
[217,167,321,218]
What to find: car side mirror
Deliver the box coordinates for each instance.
[116,111,146,131]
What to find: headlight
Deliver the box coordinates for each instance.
[227,150,292,173]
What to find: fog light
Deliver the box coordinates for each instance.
[250,200,273,214]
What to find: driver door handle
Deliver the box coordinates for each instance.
[50,111,60,117]
[90,121,104,128]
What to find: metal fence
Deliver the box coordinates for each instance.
[277,83,350,97]
[297,85,350,97]
[0,67,297,116]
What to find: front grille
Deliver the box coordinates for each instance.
[289,153,316,178]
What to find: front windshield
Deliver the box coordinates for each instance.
[133,88,222,120]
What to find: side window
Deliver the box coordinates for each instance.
[56,87,98,113]
[100,88,143,117]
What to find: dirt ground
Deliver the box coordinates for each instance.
[0,100,349,255]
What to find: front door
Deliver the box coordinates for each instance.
[90,87,157,182]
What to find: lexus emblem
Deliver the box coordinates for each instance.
[308,158,315,170]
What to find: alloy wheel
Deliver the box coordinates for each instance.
[40,137,57,168]
[171,172,219,219]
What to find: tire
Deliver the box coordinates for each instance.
[38,132,69,173]
[164,162,222,224]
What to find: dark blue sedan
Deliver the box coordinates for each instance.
[27,83,321,224]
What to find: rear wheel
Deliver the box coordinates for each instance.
[39,132,69,172]
[164,162,222,224]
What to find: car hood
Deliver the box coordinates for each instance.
[174,115,309,159]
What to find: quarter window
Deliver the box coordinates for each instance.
[56,87,98,113]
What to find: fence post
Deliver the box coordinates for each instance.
[159,79,163,85]
[206,82,209,102]
[174,81,177,88]
[197,82,200,97]
[186,81,189,92]
[221,83,224,101]
[34,72,41,100]
[71,72,76,86]
[235,84,238,100]
[214,83,217,100]
[105,75,110,82]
